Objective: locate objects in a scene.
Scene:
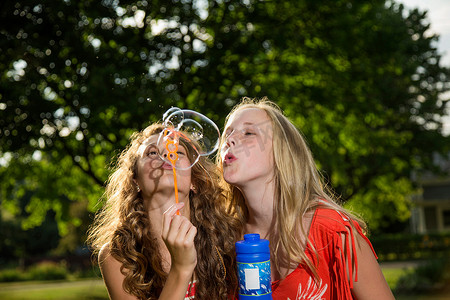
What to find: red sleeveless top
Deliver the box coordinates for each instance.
[271,207,376,300]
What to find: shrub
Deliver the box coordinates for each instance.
[26,261,68,281]
[394,258,450,295]
[0,269,26,282]
[371,232,450,262]
[0,258,98,282]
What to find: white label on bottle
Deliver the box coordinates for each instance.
[244,267,260,290]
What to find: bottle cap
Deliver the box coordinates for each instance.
[235,233,270,254]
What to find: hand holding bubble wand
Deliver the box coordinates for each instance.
[157,108,220,215]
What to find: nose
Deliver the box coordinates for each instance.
[161,150,173,162]
[157,148,167,159]
[226,130,236,147]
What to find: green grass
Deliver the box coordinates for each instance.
[0,266,448,300]
[382,267,411,290]
[395,296,450,300]
[381,265,450,300]
[0,278,108,300]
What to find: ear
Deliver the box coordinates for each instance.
[190,184,196,193]
[133,179,141,192]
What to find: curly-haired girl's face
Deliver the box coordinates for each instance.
[135,134,192,202]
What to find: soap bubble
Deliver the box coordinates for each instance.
[157,107,220,170]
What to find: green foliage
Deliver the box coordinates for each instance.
[1,0,449,250]
[0,269,26,282]
[0,261,68,282]
[27,261,68,281]
[345,176,413,234]
[394,258,450,295]
[371,232,450,261]
[382,268,409,292]
[0,150,101,258]
[0,208,59,263]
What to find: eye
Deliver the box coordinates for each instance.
[145,146,159,157]
[243,129,256,136]
[176,150,186,156]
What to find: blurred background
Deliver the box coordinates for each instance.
[0,0,449,299]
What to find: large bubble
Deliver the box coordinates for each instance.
[157,107,220,170]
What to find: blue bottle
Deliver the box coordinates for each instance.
[235,234,272,299]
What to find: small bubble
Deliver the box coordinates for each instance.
[147,98,152,102]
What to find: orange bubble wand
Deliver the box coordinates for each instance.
[164,131,180,215]
[159,108,221,217]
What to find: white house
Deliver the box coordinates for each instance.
[410,153,450,233]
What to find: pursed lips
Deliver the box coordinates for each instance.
[162,161,174,170]
[223,151,237,165]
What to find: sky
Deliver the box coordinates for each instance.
[397,0,450,135]
[397,0,450,67]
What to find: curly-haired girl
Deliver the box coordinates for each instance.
[87,123,241,299]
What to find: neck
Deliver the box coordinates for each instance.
[239,179,276,239]
[141,192,190,274]
[144,191,191,232]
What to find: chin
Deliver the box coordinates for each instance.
[223,173,241,186]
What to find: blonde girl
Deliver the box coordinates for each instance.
[219,98,394,299]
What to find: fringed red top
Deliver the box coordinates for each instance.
[271,207,376,299]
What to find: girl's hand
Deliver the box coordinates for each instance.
[162,203,197,274]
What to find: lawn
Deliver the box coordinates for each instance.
[0,266,448,299]
[0,278,109,300]
[381,263,450,300]
[382,267,408,290]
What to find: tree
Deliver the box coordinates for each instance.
[1,0,449,247]
[0,194,59,265]
[201,0,450,233]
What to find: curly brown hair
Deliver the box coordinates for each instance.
[87,123,242,299]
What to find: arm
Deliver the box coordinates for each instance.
[98,203,197,300]
[350,233,395,300]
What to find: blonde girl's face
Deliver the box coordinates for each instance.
[221,108,274,187]
[135,134,192,198]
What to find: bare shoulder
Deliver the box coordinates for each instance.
[98,243,138,300]
[98,243,123,273]
[98,242,112,264]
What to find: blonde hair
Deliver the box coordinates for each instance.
[218,97,367,279]
[87,123,241,299]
